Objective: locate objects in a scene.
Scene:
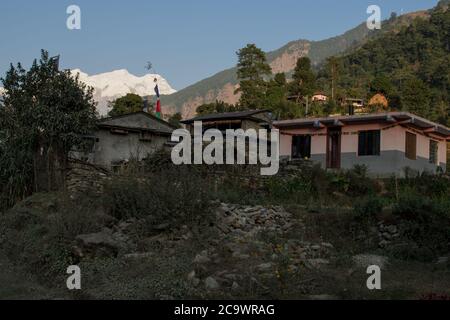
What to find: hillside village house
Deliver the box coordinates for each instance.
[71,112,175,170]
[312,92,328,103]
[275,112,450,177]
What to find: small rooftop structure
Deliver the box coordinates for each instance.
[181,109,271,125]
[181,109,273,132]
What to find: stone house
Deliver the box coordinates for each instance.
[71,112,175,170]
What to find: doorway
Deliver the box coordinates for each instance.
[327,127,341,169]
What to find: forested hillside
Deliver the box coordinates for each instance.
[161,7,433,118]
[333,2,449,125]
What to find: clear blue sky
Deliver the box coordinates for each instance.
[0,0,439,90]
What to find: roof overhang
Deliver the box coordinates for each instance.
[97,124,172,136]
[274,112,450,139]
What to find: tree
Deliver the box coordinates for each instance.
[196,100,237,115]
[108,93,144,117]
[0,50,97,206]
[326,56,340,101]
[168,112,182,128]
[401,78,431,116]
[370,75,394,96]
[289,57,316,99]
[236,44,272,109]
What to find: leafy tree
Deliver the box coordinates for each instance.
[0,50,97,207]
[370,75,394,96]
[196,100,237,115]
[168,112,182,128]
[289,57,316,98]
[236,44,272,109]
[108,93,144,117]
[325,56,341,101]
[401,78,431,116]
[327,5,450,124]
[265,73,301,119]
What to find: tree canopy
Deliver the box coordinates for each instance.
[236,44,272,109]
[0,50,97,208]
[108,93,144,117]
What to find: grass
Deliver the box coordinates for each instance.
[0,164,449,299]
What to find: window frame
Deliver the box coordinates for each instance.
[292,134,312,160]
[358,130,381,157]
[429,139,439,165]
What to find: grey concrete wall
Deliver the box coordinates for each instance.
[340,150,445,177]
[305,151,444,177]
[283,151,444,177]
[71,130,169,169]
[92,130,168,168]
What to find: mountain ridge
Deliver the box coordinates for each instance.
[70,69,176,116]
[160,9,432,119]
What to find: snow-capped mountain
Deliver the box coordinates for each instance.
[71,69,177,116]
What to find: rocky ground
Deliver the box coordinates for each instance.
[1,195,450,300]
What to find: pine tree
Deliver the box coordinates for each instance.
[236,44,272,109]
[289,57,316,99]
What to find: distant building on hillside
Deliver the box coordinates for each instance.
[275,112,450,176]
[71,112,175,170]
[312,92,328,103]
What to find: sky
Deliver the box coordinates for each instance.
[0,0,439,90]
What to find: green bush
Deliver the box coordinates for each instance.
[332,165,377,197]
[388,171,450,199]
[387,242,436,263]
[392,194,450,254]
[353,196,384,223]
[0,194,101,282]
[103,167,213,231]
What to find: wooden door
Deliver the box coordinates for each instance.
[327,128,341,169]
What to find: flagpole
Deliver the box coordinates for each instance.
[154,77,162,119]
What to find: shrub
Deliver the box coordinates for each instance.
[387,242,435,262]
[388,171,450,199]
[103,167,213,231]
[392,194,450,254]
[0,193,101,282]
[353,196,384,223]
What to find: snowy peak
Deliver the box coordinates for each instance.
[71,69,176,116]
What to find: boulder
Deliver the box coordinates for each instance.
[205,277,220,290]
[256,262,273,272]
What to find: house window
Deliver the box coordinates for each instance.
[292,135,311,159]
[358,130,380,156]
[429,140,438,164]
[405,132,417,160]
